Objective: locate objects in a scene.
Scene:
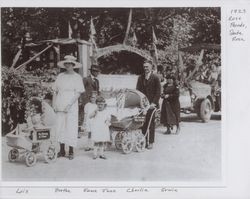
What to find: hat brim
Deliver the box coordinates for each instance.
[57,60,82,69]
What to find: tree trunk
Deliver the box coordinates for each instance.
[123,9,133,44]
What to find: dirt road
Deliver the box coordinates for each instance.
[1,113,221,182]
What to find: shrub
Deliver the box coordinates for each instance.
[1,66,54,136]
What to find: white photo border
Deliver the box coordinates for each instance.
[1,0,250,198]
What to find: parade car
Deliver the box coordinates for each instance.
[178,44,221,122]
[179,80,219,122]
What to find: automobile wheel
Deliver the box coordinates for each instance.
[195,99,203,118]
[200,98,212,122]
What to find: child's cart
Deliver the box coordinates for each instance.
[6,99,57,167]
[109,89,156,154]
[6,124,57,167]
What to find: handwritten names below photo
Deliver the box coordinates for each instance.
[2,187,179,198]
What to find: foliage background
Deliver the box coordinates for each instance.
[1,8,221,135]
[1,8,220,67]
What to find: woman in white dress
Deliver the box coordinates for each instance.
[53,55,85,160]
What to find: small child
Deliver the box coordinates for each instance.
[27,98,43,128]
[89,96,111,159]
[81,92,98,151]
[41,93,56,127]
[26,98,43,150]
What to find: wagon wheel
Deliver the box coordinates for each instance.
[8,149,19,162]
[135,130,146,152]
[44,145,57,163]
[121,132,133,154]
[114,131,123,150]
[25,152,37,167]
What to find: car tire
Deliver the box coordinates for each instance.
[199,98,212,122]
[195,98,203,118]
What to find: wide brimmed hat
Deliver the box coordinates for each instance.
[89,64,101,72]
[57,55,82,69]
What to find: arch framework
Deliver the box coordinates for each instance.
[96,44,153,61]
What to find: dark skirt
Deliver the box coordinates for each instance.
[160,99,180,126]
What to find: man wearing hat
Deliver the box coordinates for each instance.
[81,64,101,108]
[83,64,100,95]
[136,61,161,149]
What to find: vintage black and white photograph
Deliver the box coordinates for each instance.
[1,7,222,182]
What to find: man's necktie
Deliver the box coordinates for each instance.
[93,78,98,90]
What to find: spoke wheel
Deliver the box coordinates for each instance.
[114,132,123,150]
[135,131,146,152]
[121,132,133,154]
[25,152,37,167]
[8,149,19,162]
[44,145,57,163]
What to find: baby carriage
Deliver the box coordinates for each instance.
[6,98,57,167]
[109,89,157,154]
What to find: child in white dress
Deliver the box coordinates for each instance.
[81,92,98,151]
[90,96,111,159]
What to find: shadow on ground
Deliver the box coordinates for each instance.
[181,113,221,123]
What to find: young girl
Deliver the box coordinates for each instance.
[89,96,111,159]
[81,92,98,151]
[27,98,43,128]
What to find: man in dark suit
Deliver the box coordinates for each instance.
[136,61,161,149]
[82,64,101,106]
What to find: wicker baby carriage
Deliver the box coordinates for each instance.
[6,100,57,167]
[109,89,156,154]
